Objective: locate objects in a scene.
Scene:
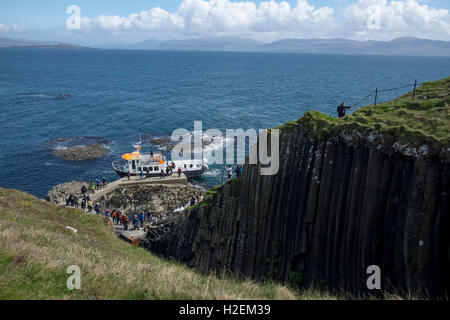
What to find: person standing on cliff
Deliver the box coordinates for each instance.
[337,102,352,118]
[225,165,232,180]
[234,165,241,178]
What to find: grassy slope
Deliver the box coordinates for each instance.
[278,77,450,151]
[0,188,309,300]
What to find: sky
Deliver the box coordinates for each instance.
[0,0,449,45]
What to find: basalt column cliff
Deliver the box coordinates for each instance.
[143,78,450,297]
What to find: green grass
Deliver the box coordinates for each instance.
[277,76,450,151]
[0,187,298,300]
[0,188,418,300]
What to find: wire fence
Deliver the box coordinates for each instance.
[349,80,421,110]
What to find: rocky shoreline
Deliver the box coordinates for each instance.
[47,180,202,223]
[46,180,91,204]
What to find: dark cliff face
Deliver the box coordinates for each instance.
[143,125,449,297]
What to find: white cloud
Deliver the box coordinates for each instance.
[342,0,450,40]
[4,0,447,42]
[0,23,20,32]
[80,0,336,40]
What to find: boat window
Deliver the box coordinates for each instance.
[132,160,136,170]
[154,166,159,171]
[190,164,193,168]
[138,167,142,172]
[143,167,148,172]
[149,167,153,172]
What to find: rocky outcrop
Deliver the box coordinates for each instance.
[46,181,90,204]
[48,136,109,161]
[142,124,449,297]
[53,144,108,161]
[96,184,201,221]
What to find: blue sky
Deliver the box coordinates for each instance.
[0,0,449,44]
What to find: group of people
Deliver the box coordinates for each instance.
[224,165,244,180]
[65,178,107,212]
[100,209,153,231]
[190,192,204,206]
[131,161,183,181]
[65,192,94,212]
[79,177,107,196]
[65,191,93,212]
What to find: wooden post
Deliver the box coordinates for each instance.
[374,88,378,106]
[412,80,417,100]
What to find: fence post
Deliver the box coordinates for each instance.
[374,88,378,106]
[412,80,417,100]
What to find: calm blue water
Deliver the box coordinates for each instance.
[0,48,449,198]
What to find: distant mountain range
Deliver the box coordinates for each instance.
[1,36,449,56]
[99,36,450,56]
[0,37,88,49]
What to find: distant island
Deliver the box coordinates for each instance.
[2,36,449,56]
[0,37,90,49]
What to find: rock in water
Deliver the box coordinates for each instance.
[47,181,90,204]
[53,144,108,161]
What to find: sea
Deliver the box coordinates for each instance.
[0,48,449,198]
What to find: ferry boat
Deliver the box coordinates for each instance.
[112,143,208,178]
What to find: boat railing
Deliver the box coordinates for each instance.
[112,160,127,171]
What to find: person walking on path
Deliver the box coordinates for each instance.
[95,203,100,215]
[133,214,139,230]
[127,170,131,180]
[117,211,123,225]
[140,169,143,180]
[177,167,182,177]
[139,211,145,227]
[87,199,93,212]
[337,102,352,118]
[123,214,129,230]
